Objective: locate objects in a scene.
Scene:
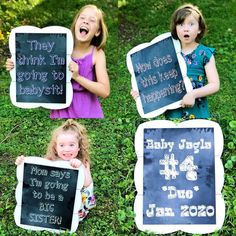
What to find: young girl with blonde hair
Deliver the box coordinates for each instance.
[51,4,110,118]
[16,119,96,221]
[6,4,110,118]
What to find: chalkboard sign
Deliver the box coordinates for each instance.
[14,157,84,233]
[9,26,73,109]
[134,120,225,234]
[127,32,192,118]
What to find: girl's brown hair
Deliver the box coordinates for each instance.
[170,4,207,43]
[45,119,90,164]
[71,4,108,50]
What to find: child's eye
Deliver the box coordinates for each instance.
[70,143,76,147]
[90,18,96,23]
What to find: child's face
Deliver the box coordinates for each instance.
[56,131,79,161]
[75,7,100,43]
[176,13,200,45]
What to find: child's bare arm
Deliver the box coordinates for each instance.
[70,49,110,98]
[181,56,219,108]
[69,159,92,187]
[83,161,92,187]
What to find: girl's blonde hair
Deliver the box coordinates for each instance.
[45,119,90,164]
[170,4,207,43]
[71,4,108,50]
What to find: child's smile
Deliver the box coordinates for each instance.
[79,26,89,37]
[75,7,100,42]
[56,132,80,161]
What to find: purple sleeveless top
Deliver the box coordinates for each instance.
[50,47,104,119]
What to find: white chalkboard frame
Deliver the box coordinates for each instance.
[14,156,84,234]
[134,120,225,234]
[127,32,193,118]
[9,26,73,109]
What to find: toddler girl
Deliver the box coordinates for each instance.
[131,4,220,119]
[15,119,96,221]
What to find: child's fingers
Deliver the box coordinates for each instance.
[15,155,25,165]
[130,89,139,101]
[181,100,193,108]
[6,59,14,71]
[68,61,74,70]
[70,159,82,168]
[68,61,78,73]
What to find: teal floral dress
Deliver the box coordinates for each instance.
[165,44,215,119]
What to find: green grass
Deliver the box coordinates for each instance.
[0,0,236,235]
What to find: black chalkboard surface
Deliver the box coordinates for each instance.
[127,33,192,118]
[131,36,185,114]
[21,163,78,230]
[9,26,73,109]
[134,120,225,234]
[143,127,215,225]
[15,33,66,103]
[14,157,84,233]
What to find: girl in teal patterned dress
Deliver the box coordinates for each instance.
[165,3,220,119]
[131,4,220,119]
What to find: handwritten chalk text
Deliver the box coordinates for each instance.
[18,84,63,97]
[146,138,212,154]
[29,213,62,225]
[50,170,71,180]
[39,202,54,212]
[153,55,172,68]
[135,55,173,74]
[146,139,174,152]
[180,205,215,217]
[161,185,199,199]
[179,139,212,154]
[27,40,55,53]
[141,80,185,104]
[17,54,46,66]
[139,69,178,88]
[146,204,175,217]
[17,70,48,83]
[44,180,68,192]
[146,204,215,218]
[31,166,48,176]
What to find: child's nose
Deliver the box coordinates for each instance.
[64,146,71,151]
[83,18,89,24]
[182,24,188,30]
[183,26,189,32]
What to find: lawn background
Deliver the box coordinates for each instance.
[0,0,235,235]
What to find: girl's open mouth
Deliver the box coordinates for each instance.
[62,153,73,158]
[80,26,89,36]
